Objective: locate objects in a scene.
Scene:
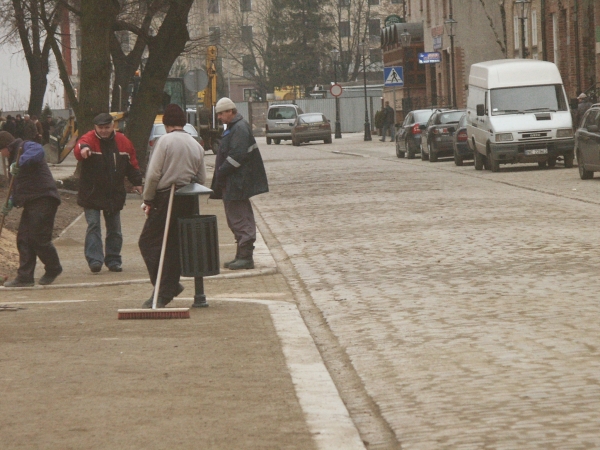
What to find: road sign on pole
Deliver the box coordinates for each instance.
[384,67,404,87]
[330,83,343,97]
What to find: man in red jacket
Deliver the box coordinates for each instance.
[74,113,142,273]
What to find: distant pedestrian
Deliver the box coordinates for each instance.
[575,93,593,128]
[32,115,43,144]
[74,113,143,273]
[0,131,62,287]
[22,114,38,141]
[380,101,396,142]
[139,104,206,308]
[211,97,269,270]
[42,116,54,145]
[3,115,16,136]
[14,114,24,139]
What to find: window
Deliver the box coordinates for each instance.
[391,0,403,3]
[339,21,350,37]
[369,48,382,63]
[209,26,221,44]
[368,0,379,4]
[240,0,251,11]
[241,25,253,41]
[208,0,219,14]
[531,10,538,46]
[339,0,350,6]
[514,16,519,50]
[242,55,255,76]
[368,19,380,36]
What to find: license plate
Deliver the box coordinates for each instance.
[524,148,548,155]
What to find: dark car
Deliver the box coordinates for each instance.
[420,109,465,162]
[291,113,332,146]
[575,104,600,179]
[395,108,437,159]
[452,113,473,166]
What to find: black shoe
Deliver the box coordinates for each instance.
[224,258,237,268]
[228,258,254,270]
[141,296,172,309]
[108,264,122,272]
[39,268,63,286]
[4,278,34,288]
[90,263,102,273]
[379,138,385,142]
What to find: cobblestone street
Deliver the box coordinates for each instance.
[253,134,600,448]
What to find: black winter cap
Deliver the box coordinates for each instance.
[93,113,114,126]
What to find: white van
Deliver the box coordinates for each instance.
[466,59,574,172]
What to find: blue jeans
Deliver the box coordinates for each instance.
[381,123,395,141]
[84,209,122,268]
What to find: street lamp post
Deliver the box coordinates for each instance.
[515,0,531,59]
[358,40,372,141]
[399,29,412,112]
[330,48,342,139]
[444,17,457,108]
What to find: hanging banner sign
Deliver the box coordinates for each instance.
[418,52,442,64]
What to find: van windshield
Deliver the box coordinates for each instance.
[490,84,568,115]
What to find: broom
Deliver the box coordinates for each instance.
[118,184,190,319]
[0,146,24,239]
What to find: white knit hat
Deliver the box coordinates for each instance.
[578,93,588,100]
[215,97,236,113]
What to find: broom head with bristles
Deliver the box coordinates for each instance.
[117,308,190,320]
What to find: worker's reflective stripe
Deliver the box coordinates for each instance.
[247,143,258,153]
[226,156,241,168]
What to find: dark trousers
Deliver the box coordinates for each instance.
[139,190,189,299]
[16,197,62,281]
[223,196,256,248]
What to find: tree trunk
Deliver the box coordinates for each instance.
[27,61,48,117]
[78,0,120,135]
[125,0,194,170]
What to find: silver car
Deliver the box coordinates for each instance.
[265,104,304,145]
[147,123,202,160]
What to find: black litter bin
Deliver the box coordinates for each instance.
[178,215,220,277]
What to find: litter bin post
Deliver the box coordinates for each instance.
[176,183,219,308]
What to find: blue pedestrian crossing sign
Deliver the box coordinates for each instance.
[384,66,404,87]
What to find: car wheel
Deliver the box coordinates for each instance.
[577,150,594,179]
[564,152,574,168]
[454,149,463,166]
[538,161,547,169]
[274,138,281,145]
[324,136,332,144]
[396,140,405,158]
[547,156,557,168]
[266,137,272,145]
[483,150,492,171]
[420,145,427,161]
[474,150,483,170]
[428,143,438,162]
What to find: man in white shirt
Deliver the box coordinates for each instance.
[139,104,206,308]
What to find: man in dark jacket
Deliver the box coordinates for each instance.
[0,131,62,287]
[211,97,268,270]
[380,101,396,142]
[74,113,142,273]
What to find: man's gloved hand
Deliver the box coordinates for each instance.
[1,199,14,216]
[9,163,19,176]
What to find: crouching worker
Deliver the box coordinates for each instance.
[211,97,269,270]
[0,131,62,287]
[139,104,206,308]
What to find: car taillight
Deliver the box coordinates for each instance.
[457,130,468,142]
[411,123,421,135]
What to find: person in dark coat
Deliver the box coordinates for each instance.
[575,93,593,128]
[3,115,16,136]
[41,116,54,145]
[380,101,396,142]
[14,114,24,139]
[0,131,62,287]
[74,113,143,273]
[211,97,268,270]
[22,114,38,141]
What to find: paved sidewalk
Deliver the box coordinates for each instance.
[0,190,364,449]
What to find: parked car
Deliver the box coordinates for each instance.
[452,113,473,166]
[147,122,203,161]
[420,109,465,162]
[575,104,600,179]
[266,104,304,145]
[291,113,332,146]
[395,108,438,159]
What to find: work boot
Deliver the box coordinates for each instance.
[224,243,240,268]
[228,244,254,270]
[4,278,35,288]
[141,296,172,309]
[38,267,63,286]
